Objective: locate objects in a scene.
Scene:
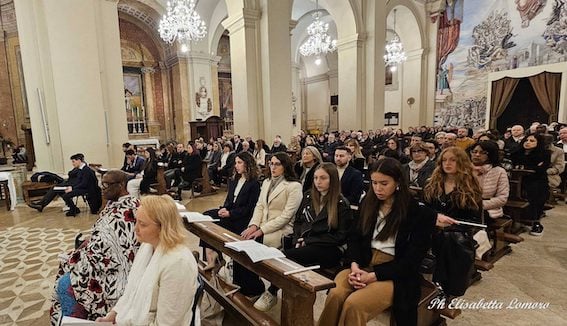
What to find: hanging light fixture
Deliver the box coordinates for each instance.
[384,9,407,71]
[299,0,337,64]
[158,0,207,53]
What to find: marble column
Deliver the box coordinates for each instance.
[222,8,263,139]
[363,0,387,131]
[337,34,366,131]
[14,0,128,172]
[258,0,293,143]
[168,55,192,145]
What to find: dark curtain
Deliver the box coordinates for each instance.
[528,72,562,122]
[490,77,520,129]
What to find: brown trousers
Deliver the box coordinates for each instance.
[318,250,394,326]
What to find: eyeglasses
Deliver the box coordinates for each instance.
[470,150,488,155]
[411,149,425,153]
[102,181,120,189]
[269,162,282,167]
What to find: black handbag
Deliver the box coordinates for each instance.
[432,229,477,297]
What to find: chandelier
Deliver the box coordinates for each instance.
[299,0,337,64]
[384,9,406,71]
[158,0,207,52]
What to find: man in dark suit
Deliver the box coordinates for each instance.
[28,153,101,216]
[334,146,364,205]
[121,149,145,179]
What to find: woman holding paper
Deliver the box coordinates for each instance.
[422,147,483,298]
[96,195,199,326]
[240,152,303,306]
[318,158,436,326]
[200,151,261,270]
[423,147,483,227]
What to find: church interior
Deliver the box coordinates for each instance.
[1,0,567,325]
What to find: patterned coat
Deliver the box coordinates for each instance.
[51,195,140,322]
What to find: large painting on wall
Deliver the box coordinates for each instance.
[434,0,567,129]
[218,73,233,121]
[123,73,144,121]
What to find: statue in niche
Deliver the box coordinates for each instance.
[195,78,212,120]
[515,0,547,28]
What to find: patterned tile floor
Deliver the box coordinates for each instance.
[1,194,567,325]
[0,227,84,325]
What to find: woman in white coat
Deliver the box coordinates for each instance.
[238,152,303,300]
[96,195,199,326]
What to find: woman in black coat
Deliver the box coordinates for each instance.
[139,147,158,195]
[403,143,436,189]
[510,133,550,235]
[289,162,352,266]
[319,158,436,326]
[201,152,261,285]
[257,163,353,311]
[179,144,202,195]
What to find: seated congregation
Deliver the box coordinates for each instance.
[44,121,566,325]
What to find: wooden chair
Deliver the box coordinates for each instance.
[0,180,10,210]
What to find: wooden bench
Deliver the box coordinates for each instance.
[475,217,524,271]
[193,252,278,326]
[22,181,54,204]
[184,220,335,326]
[190,160,217,198]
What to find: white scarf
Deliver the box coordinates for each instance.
[115,243,163,326]
[408,158,429,183]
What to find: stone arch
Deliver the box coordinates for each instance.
[385,0,426,51]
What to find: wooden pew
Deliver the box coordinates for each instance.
[185,220,335,326]
[191,160,217,197]
[504,169,537,231]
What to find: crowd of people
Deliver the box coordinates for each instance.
[45,120,567,325]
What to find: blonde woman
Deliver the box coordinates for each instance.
[96,195,199,326]
[345,138,366,172]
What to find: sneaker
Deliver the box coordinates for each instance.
[253,291,277,311]
[530,223,544,236]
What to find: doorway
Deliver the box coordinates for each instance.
[497,78,549,133]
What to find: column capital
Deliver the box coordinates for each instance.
[222,8,262,34]
[141,66,156,74]
[337,33,366,51]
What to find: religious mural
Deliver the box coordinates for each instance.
[434,0,567,129]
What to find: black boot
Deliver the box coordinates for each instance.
[27,202,44,212]
[66,207,81,217]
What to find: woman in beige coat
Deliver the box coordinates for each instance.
[239,152,303,299]
[242,152,303,247]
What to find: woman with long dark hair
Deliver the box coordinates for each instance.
[510,133,550,235]
[201,152,261,272]
[240,152,303,309]
[178,144,202,196]
[319,158,436,326]
[260,163,353,309]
